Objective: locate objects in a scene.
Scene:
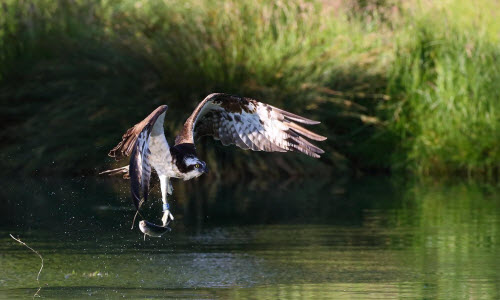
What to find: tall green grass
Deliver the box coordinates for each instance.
[386,1,500,176]
[0,0,498,178]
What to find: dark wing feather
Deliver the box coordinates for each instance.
[108,105,168,209]
[129,130,153,210]
[175,93,326,158]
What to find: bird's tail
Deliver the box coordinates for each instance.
[99,165,130,179]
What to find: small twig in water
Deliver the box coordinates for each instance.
[131,199,146,230]
[9,234,44,298]
[131,209,145,230]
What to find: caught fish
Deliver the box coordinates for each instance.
[139,220,171,239]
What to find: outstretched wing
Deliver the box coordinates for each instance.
[107,105,168,209]
[175,93,326,158]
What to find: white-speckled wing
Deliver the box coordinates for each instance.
[176,93,326,158]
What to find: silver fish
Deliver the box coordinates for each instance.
[139,220,171,239]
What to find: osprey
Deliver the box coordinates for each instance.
[101,93,326,233]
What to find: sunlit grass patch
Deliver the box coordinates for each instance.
[386,0,500,176]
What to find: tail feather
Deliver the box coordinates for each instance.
[99,165,130,179]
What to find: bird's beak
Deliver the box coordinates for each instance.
[203,165,209,174]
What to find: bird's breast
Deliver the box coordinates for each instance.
[148,134,180,177]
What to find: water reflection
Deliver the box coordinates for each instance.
[0,177,499,299]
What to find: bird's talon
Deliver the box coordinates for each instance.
[161,209,174,227]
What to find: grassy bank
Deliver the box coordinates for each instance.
[386,1,500,177]
[0,0,498,178]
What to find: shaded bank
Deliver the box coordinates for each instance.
[0,0,499,178]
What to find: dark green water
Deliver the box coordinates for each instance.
[0,177,499,299]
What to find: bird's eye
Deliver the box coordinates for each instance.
[195,164,200,169]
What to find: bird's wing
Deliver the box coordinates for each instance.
[129,131,152,209]
[175,93,326,158]
[108,105,168,159]
[108,105,168,209]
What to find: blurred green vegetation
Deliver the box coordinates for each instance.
[0,0,498,178]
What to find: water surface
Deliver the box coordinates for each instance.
[0,177,499,299]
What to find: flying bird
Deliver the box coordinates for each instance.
[101,93,326,234]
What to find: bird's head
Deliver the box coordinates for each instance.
[181,156,208,180]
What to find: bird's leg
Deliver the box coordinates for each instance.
[159,175,174,227]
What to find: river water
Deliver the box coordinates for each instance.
[0,176,499,299]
